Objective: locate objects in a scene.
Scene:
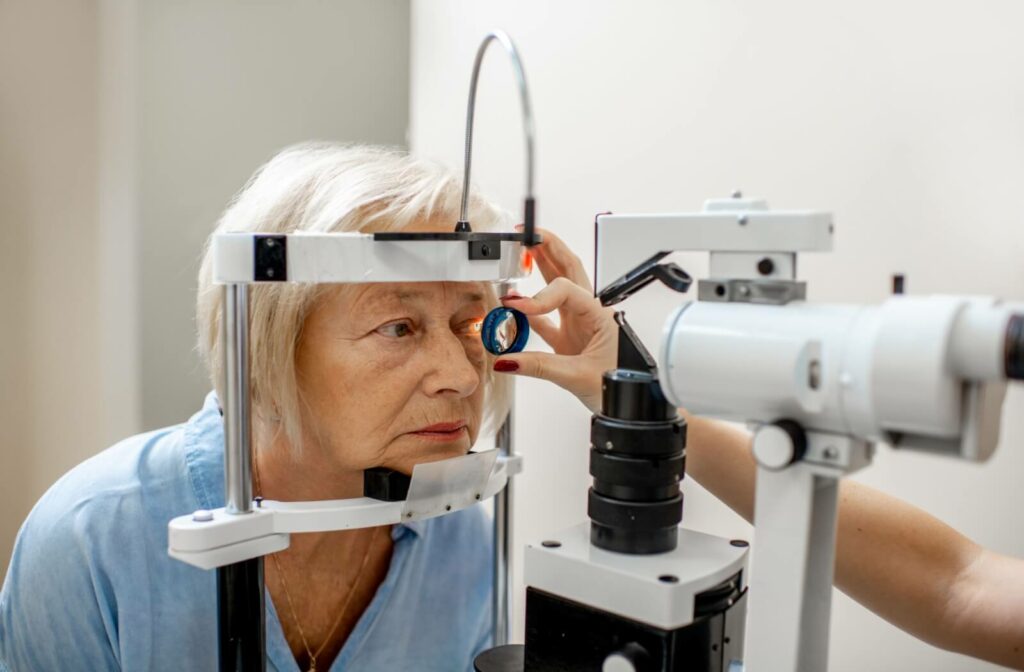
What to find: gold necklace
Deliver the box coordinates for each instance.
[255,457,381,672]
[269,528,379,672]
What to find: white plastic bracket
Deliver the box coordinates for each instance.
[594,199,833,291]
[169,450,516,570]
[212,232,530,285]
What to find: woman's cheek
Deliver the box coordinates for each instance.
[461,336,487,368]
[361,339,418,367]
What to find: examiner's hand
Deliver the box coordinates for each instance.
[492,227,617,412]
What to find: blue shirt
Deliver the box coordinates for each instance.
[0,393,494,671]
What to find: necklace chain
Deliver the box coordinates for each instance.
[255,456,381,672]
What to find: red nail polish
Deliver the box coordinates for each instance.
[493,360,519,372]
[499,294,523,302]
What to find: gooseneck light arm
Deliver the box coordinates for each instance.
[457,30,538,245]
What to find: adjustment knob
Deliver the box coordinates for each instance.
[603,642,650,672]
[752,420,807,471]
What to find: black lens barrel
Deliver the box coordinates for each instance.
[602,369,677,421]
[591,416,686,457]
[1007,314,1024,381]
[588,369,686,555]
[590,450,685,501]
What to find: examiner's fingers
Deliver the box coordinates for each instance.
[501,276,598,318]
[520,226,592,290]
[493,351,601,413]
[524,313,565,351]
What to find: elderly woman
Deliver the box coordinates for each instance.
[4,142,1024,672]
[0,144,525,671]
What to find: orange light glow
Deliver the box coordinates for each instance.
[520,248,534,273]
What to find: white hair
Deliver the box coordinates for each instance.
[196,142,513,452]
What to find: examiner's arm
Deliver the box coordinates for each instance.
[683,413,1024,669]
[494,228,1024,669]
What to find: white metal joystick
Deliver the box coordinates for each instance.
[752,421,807,471]
[602,642,649,672]
[602,653,637,672]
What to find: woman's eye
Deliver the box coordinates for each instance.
[377,321,415,338]
[457,319,484,337]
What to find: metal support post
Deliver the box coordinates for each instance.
[492,405,514,647]
[745,432,871,672]
[746,465,839,672]
[217,283,266,672]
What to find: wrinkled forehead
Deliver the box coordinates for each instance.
[334,281,493,315]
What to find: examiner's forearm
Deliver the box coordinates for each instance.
[682,412,1024,669]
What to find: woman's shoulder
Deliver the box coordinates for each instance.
[37,425,185,516]
[5,393,224,583]
[26,392,223,532]
[0,397,223,670]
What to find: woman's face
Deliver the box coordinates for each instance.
[295,281,490,475]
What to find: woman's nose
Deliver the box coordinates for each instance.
[420,331,481,398]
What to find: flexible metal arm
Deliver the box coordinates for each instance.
[457,30,538,245]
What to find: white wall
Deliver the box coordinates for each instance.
[409,2,1024,670]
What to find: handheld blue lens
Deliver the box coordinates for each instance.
[481,306,531,355]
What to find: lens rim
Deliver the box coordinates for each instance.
[482,306,531,355]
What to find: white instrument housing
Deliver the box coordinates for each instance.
[593,194,1020,672]
[658,296,1013,461]
[594,197,833,291]
[525,523,748,631]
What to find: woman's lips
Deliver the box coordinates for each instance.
[408,422,468,442]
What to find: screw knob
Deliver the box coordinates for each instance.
[603,642,650,672]
[752,420,807,470]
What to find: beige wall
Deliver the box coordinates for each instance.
[137,0,411,429]
[0,0,105,578]
[409,1,1024,670]
[0,0,410,581]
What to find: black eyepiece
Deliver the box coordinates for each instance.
[1007,314,1024,381]
[588,314,686,555]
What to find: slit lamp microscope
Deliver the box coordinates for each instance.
[166,31,1024,672]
